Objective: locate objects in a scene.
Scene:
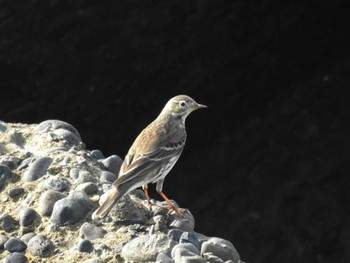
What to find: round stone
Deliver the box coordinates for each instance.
[77,239,94,253]
[4,237,27,252]
[19,208,37,226]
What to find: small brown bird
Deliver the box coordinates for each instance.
[93,95,206,219]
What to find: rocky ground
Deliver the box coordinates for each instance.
[0,120,242,263]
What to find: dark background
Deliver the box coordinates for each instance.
[1,1,349,262]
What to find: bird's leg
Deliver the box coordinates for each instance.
[157,191,187,216]
[142,186,157,208]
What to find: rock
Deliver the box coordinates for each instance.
[0,214,18,232]
[179,232,201,250]
[90,150,104,160]
[77,239,94,253]
[149,215,167,232]
[0,234,9,249]
[175,255,206,263]
[168,210,195,232]
[17,157,34,170]
[76,182,98,195]
[38,190,66,216]
[0,156,21,170]
[51,129,81,145]
[156,252,173,263]
[8,187,25,197]
[19,207,37,226]
[0,164,12,190]
[0,122,6,132]
[121,233,177,261]
[71,170,96,184]
[168,229,184,243]
[171,243,200,258]
[3,252,29,263]
[84,259,102,263]
[98,155,122,174]
[27,235,53,258]
[201,237,240,262]
[50,190,93,225]
[202,252,225,263]
[4,237,27,252]
[79,222,107,240]
[99,171,117,183]
[43,177,70,192]
[35,120,81,140]
[23,157,52,182]
[20,232,36,244]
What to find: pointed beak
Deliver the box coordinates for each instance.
[194,103,207,110]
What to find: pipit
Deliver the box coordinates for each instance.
[93,95,206,219]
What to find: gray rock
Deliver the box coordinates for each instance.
[3,252,28,263]
[77,239,94,253]
[20,232,36,244]
[121,233,177,261]
[0,156,21,170]
[17,157,34,170]
[168,229,184,243]
[38,190,66,216]
[0,214,17,232]
[100,171,117,183]
[180,232,201,250]
[149,215,167,233]
[171,243,200,258]
[76,182,98,195]
[19,208,37,226]
[50,190,93,225]
[98,155,122,174]
[8,187,25,197]
[90,150,104,160]
[0,234,9,249]
[35,120,81,140]
[4,237,27,252]
[0,122,6,132]
[201,238,240,262]
[27,235,53,258]
[23,157,52,182]
[43,177,70,192]
[202,252,225,263]
[51,129,81,145]
[176,255,206,263]
[0,164,12,190]
[168,210,195,232]
[79,222,107,240]
[84,259,102,263]
[74,170,96,184]
[156,252,173,263]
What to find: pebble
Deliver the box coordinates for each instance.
[19,207,37,226]
[121,233,177,261]
[8,187,25,197]
[168,210,195,232]
[100,171,117,183]
[201,237,240,262]
[50,190,93,225]
[179,232,201,250]
[4,237,27,252]
[27,235,53,258]
[0,164,12,190]
[168,229,184,243]
[51,129,81,145]
[0,234,9,249]
[43,177,70,192]
[90,150,104,160]
[202,252,225,263]
[35,120,81,140]
[175,254,206,263]
[77,239,94,253]
[98,155,122,174]
[17,157,34,170]
[23,156,52,182]
[79,222,107,240]
[156,252,173,263]
[38,190,66,216]
[171,243,200,258]
[3,252,29,263]
[0,156,21,170]
[72,170,96,184]
[76,182,98,195]
[0,214,18,232]
[20,232,36,244]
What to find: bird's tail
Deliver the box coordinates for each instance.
[92,189,124,219]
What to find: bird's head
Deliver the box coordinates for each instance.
[161,95,207,120]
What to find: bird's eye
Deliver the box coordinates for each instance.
[179,101,186,107]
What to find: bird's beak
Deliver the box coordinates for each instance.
[194,103,207,110]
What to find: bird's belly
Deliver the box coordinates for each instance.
[151,156,179,183]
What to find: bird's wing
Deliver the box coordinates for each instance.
[113,119,186,188]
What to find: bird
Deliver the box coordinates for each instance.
[93,95,206,219]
